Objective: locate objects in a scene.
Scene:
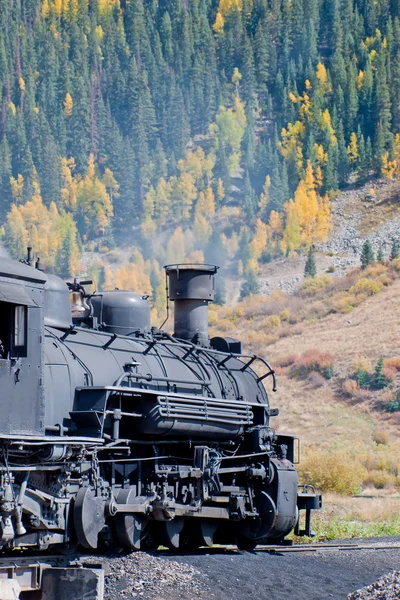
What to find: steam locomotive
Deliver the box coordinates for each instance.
[0,252,320,552]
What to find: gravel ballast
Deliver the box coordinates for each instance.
[348,571,400,600]
[79,538,400,600]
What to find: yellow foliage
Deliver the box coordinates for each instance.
[218,0,242,15]
[381,152,396,179]
[281,199,300,255]
[316,62,331,95]
[349,278,383,296]
[18,77,25,93]
[76,154,114,239]
[4,181,80,270]
[195,187,215,218]
[320,109,337,144]
[193,213,212,242]
[167,227,185,264]
[60,157,78,208]
[357,70,365,90]
[281,163,331,252]
[10,174,24,203]
[211,97,247,155]
[103,265,114,290]
[115,263,151,294]
[63,93,73,117]
[250,219,268,260]
[213,10,225,33]
[279,121,305,170]
[347,132,359,163]
[314,144,327,165]
[215,178,225,205]
[258,175,270,216]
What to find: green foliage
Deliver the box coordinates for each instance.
[360,240,375,270]
[386,388,400,413]
[2,0,400,271]
[374,355,388,390]
[355,369,370,389]
[240,270,260,299]
[377,246,384,263]
[304,246,317,278]
[390,239,399,260]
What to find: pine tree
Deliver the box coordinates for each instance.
[239,269,260,299]
[377,246,384,263]
[360,240,375,269]
[304,246,317,278]
[374,355,388,390]
[390,238,399,260]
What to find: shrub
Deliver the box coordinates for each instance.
[265,315,281,328]
[308,371,326,387]
[342,379,359,396]
[383,366,398,383]
[387,388,400,413]
[352,357,372,373]
[384,357,400,371]
[299,447,366,495]
[301,275,332,296]
[279,308,291,322]
[349,278,383,296]
[275,354,298,368]
[364,263,387,277]
[327,265,336,273]
[295,349,334,379]
[392,257,400,271]
[329,292,358,313]
[372,428,390,446]
[363,470,397,489]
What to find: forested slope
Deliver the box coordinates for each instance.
[1,0,400,310]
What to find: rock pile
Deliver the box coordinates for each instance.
[348,571,400,600]
[98,552,209,600]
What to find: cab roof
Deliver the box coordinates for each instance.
[0,258,47,284]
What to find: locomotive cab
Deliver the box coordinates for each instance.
[0,259,46,436]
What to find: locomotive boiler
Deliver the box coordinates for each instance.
[0,255,321,552]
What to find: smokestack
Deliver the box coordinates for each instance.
[164,264,218,347]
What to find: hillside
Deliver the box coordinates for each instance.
[209,250,400,500]
[3,0,400,317]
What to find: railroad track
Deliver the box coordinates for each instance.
[207,542,400,554]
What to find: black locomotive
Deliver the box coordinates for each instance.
[0,253,320,552]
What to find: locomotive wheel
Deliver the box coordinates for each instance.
[74,487,106,549]
[114,488,153,551]
[236,536,257,551]
[179,519,218,550]
[199,520,218,547]
[159,518,185,549]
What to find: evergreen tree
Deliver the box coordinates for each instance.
[391,238,400,260]
[240,269,260,299]
[377,246,384,263]
[304,246,317,278]
[360,240,375,269]
[374,355,388,390]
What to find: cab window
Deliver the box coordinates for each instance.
[0,303,27,359]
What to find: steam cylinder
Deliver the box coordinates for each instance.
[165,264,217,346]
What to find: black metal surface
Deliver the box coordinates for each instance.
[0,256,320,554]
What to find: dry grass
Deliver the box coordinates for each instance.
[210,267,400,499]
[296,493,400,541]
